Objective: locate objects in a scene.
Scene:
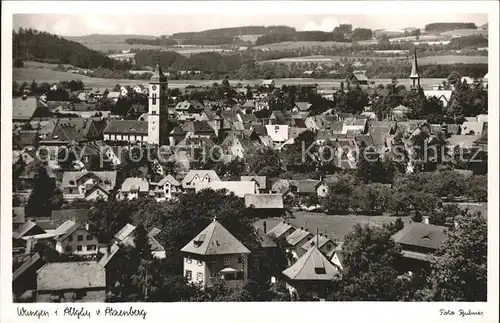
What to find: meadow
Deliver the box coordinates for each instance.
[440,29,488,37]
[13,67,448,89]
[417,55,488,65]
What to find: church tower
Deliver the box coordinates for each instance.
[148,58,168,145]
[410,47,421,89]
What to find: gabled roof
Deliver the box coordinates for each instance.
[286,228,313,246]
[282,246,339,281]
[98,243,120,267]
[56,221,85,242]
[181,219,251,255]
[157,174,181,187]
[301,235,333,251]
[241,100,255,109]
[181,170,220,188]
[114,223,136,242]
[13,221,45,239]
[256,228,278,248]
[252,124,268,137]
[103,120,148,135]
[182,120,215,134]
[294,102,313,112]
[244,194,284,209]
[13,96,49,120]
[292,179,322,194]
[43,118,100,143]
[392,222,447,251]
[175,100,205,111]
[61,171,117,189]
[36,261,105,291]
[13,253,43,281]
[267,221,295,239]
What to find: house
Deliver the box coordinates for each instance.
[118,177,149,200]
[391,105,412,120]
[347,73,369,86]
[265,125,289,144]
[12,96,51,123]
[36,261,106,302]
[182,120,216,139]
[54,220,99,255]
[241,176,267,193]
[285,228,314,258]
[220,133,261,160]
[282,245,340,300]
[181,170,221,191]
[301,234,336,258]
[244,194,285,217]
[103,120,148,142]
[342,118,368,135]
[261,79,275,88]
[460,76,475,85]
[181,218,251,290]
[61,171,117,201]
[107,91,121,102]
[292,102,313,114]
[89,88,109,100]
[267,221,296,241]
[13,253,45,301]
[175,100,205,115]
[150,174,182,201]
[392,222,447,271]
[112,224,166,259]
[195,181,257,198]
[40,118,102,148]
[13,221,46,240]
[424,90,452,106]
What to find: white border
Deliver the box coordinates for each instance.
[1,2,498,323]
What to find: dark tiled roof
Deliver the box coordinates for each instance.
[181,219,251,255]
[392,223,447,251]
[103,120,148,135]
[51,209,90,227]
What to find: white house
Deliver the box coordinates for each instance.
[265,125,289,144]
[118,177,149,200]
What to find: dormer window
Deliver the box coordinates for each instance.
[314,267,326,274]
[193,234,205,248]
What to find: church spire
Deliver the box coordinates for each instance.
[410,47,420,89]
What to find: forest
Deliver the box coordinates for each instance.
[424,22,477,33]
[12,29,131,70]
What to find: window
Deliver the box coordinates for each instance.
[65,246,72,253]
[77,245,82,251]
[186,257,192,264]
[86,235,93,241]
[152,93,157,105]
[197,260,203,266]
[223,256,230,266]
[185,270,192,280]
[68,235,73,242]
[87,245,96,251]
[238,255,244,264]
[197,272,203,282]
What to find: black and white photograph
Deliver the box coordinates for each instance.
[1,1,498,322]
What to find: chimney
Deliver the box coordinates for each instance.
[263,221,267,234]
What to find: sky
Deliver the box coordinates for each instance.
[13,13,488,37]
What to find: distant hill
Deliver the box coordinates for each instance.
[425,22,477,33]
[65,34,157,44]
[172,25,295,39]
[13,29,131,70]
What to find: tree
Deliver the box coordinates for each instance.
[356,144,386,184]
[421,211,487,301]
[447,71,461,86]
[246,147,282,177]
[329,225,413,301]
[322,176,355,215]
[26,164,58,218]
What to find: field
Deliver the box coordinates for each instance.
[254,41,353,50]
[23,61,74,69]
[13,67,448,89]
[238,34,262,43]
[417,55,488,65]
[260,55,400,64]
[440,29,488,38]
[254,212,411,241]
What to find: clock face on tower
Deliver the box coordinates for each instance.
[152,85,157,91]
